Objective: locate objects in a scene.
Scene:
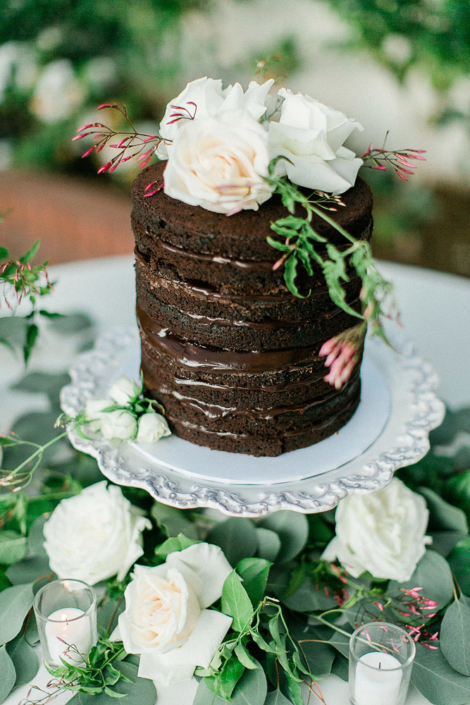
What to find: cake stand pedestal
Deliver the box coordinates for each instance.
[61,325,444,517]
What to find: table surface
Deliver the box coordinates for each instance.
[2,256,470,705]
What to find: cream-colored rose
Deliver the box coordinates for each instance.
[109,375,141,405]
[322,478,431,582]
[163,111,273,215]
[269,88,363,195]
[100,409,137,440]
[157,76,273,159]
[117,543,233,685]
[43,482,151,584]
[136,412,171,443]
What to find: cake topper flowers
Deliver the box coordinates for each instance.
[74,76,425,387]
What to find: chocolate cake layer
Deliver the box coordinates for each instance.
[131,161,372,456]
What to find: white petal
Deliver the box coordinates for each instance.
[117,515,151,581]
[137,609,232,684]
[166,543,233,608]
[151,678,199,705]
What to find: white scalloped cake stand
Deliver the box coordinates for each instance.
[60,326,444,517]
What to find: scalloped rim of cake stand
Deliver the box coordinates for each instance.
[60,326,445,517]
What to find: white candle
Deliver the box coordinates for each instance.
[355,652,403,705]
[45,608,93,666]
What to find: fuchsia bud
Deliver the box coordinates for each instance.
[396,172,408,181]
[97,103,113,110]
[72,133,89,141]
[82,146,95,158]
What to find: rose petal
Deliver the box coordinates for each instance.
[166,543,232,607]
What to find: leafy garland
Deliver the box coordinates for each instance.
[1,321,470,705]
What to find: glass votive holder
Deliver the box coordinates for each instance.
[349,622,416,705]
[34,579,98,670]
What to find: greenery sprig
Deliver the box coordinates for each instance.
[265,162,397,343]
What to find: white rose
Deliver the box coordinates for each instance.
[322,478,431,582]
[163,111,273,215]
[84,398,111,432]
[43,482,151,585]
[101,410,137,440]
[117,543,233,685]
[136,412,171,443]
[109,375,141,405]
[158,76,273,158]
[269,88,364,195]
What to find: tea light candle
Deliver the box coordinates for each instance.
[45,607,93,666]
[355,652,403,705]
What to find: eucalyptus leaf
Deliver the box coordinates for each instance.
[6,554,52,585]
[331,652,349,681]
[12,371,71,407]
[28,514,48,556]
[237,557,271,607]
[194,663,267,705]
[208,518,257,566]
[49,312,93,335]
[7,633,39,687]
[389,550,453,610]
[412,642,470,705]
[0,645,16,704]
[440,597,470,675]
[265,688,292,705]
[259,511,308,564]
[419,487,468,533]
[290,624,336,677]
[256,528,281,562]
[150,502,198,539]
[222,570,254,632]
[283,576,337,612]
[0,583,34,644]
[97,599,125,635]
[429,530,467,557]
[0,531,27,565]
[448,537,470,595]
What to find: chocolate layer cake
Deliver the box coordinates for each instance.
[132,161,372,457]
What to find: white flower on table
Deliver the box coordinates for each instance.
[157,76,274,159]
[117,543,233,685]
[43,481,151,585]
[322,478,431,582]
[163,110,274,215]
[269,88,364,195]
[136,412,171,443]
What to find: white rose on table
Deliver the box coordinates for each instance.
[322,478,431,582]
[109,375,141,405]
[157,76,274,159]
[163,110,274,215]
[136,412,171,443]
[269,88,364,195]
[117,543,233,685]
[43,482,151,585]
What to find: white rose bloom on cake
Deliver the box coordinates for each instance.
[117,543,233,685]
[43,482,151,584]
[269,88,364,195]
[157,76,274,158]
[322,478,431,582]
[163,111,274,215]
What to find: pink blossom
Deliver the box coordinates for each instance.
[320,324,365,390]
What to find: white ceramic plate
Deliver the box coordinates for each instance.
[61,325,444,517]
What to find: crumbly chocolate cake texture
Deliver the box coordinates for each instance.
[132,161,372,457]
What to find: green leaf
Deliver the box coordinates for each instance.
[256,528,281,562]
[38,310,65,319]
[237,557,271,607]
[195,664,267,705]
[0,645,16,704]
[24,323,39,363]
[208,518,257,566]
[331,652,349,681]
[419,487,468,533]
[440,597,470,675]
[19,240,40,264]
[290,623,336,676]
[283,576,337,612]
[12,371,71,406]
[283,254,304,299]
[235,642,259,670]
[150,502,198,539]
[206,656,245,699]
[0,246,9,260]
[155,534,199,559]
[6,555,52,585]
[429,530,467,557]
[265,689,292,705]
[259,511,308,563]
[448,537,470,595]
[68,659,156,705]
[0,531,27,565]
[6,633,39,687]
[0,583,34,644]
[222,570,254,632]
[28,515,49,557]
[389,550,453,610]
[48,312,93,335]
[412,642,470,705]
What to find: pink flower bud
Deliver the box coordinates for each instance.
[97,103,113,110]
[396,172,408,181]
[82,146,95,158]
